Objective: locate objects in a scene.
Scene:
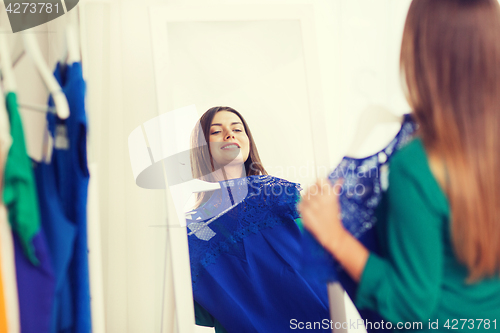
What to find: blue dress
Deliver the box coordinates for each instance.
[188,175,330,333]
[33,159,77,333]
[301,114,417,332]
[48,62,91,333]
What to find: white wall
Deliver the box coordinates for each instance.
[166,19,317,186]
[81,1,167,332]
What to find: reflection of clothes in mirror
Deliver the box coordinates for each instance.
[188,175,330,333]
[301,114,417,332]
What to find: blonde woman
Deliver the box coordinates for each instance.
[300,0,500,332]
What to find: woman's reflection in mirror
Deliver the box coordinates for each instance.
[186,106,331,333]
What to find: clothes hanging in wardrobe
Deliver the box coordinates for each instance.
[47,62,91,333]
[0,88,18,333]
[301,113,417,333]
[6,92,55,333]
[3,92,42,266]
[188,175,330,333]
[33,159,77,332]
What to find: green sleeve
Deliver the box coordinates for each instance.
[295,217,304,232]
[3,92,40,265]
[194,301,229,333]
[355,156,444,323]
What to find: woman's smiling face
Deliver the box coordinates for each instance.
[209,111,250,167]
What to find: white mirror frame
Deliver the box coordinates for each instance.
[149,4,341,333]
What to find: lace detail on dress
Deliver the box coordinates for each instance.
[329,114,418,238]
[188,175,301,290]
[302,114,418,281]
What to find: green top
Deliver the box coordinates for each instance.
[194,300,228,333]
[356,138,500,332]
[3,92,40,265]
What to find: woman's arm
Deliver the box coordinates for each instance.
[299,157,444,323]
[298,178,369,282]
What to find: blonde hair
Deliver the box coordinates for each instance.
[401,0,500,281]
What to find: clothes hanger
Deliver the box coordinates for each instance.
[346,71,404,157]
[0,29,16,93]
[0,29,56,111]
[0,27,13,151]
[0,24,54,113]
[0,16,53,164]
[22,32,70,119]
[13,31,58,163]
[0,71,12,146]
[16,102,56,114]
[60,10,81,65]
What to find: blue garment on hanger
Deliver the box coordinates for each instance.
[13,232,55,333]
[48,62,91,333]
[33,159,77,333]
[4,91,55,333]
[188,175,330,333]
[301,114,417,333]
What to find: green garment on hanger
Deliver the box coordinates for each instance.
[3,92,40,265]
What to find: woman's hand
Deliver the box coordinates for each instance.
[298,178,369,282]
[298,178,348,254]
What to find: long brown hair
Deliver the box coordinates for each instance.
[401,0,500,281]
[190,106,267,206]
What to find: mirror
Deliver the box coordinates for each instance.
[148,4,337,333]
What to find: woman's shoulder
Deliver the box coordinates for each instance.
[389,137,437,182]
[390,137,426,170]
[388,137,449,215]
